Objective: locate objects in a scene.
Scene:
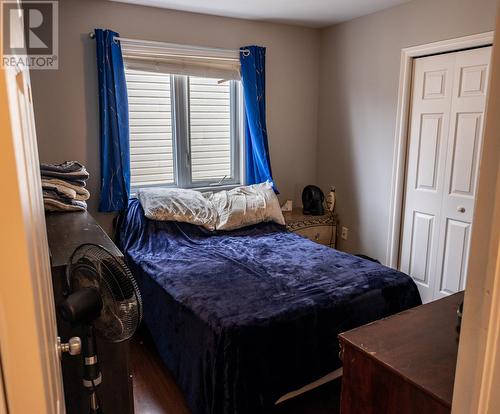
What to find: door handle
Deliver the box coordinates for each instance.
[457,206,466,213]
[57,336,81,360]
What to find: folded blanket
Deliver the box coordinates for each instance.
[44,198,87,212]
[42,178,90,201]
[41,171,89,182]
[40,160,85,174]
[40,161,89,182]
[41,175,87,187]
[40,161,90,213]
[43,190,85,204]
[42,187,76,200]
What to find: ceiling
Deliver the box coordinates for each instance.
[109,0,412,28]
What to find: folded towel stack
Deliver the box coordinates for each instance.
[40,161,90,212]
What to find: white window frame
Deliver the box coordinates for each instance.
[125,64,244,191]
[171,75,243,190]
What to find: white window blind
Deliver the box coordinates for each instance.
[126,69,175,187]
[189,77,232,182]
[121,39,241,80]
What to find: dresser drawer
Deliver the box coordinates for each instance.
[294,225,333,246]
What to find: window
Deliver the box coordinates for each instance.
[125,67,243,189]
[126,70,175,187]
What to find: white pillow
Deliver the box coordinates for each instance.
[137,188,217,231]
[208,181,285,231]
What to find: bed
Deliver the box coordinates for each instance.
[119,199,421,414]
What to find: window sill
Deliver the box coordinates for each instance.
[130,183,242,198]
[192,183,241,193]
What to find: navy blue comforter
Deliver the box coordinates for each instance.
[119,199,421,414]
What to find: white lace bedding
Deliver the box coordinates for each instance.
[137,182,285,231]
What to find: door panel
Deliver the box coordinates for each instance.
[433,47,491,300]
[416,114,443,190]
[449,113,482,196]
[400,53,454,304]
[459,64,488,97]
[423,69,447,99]
[401,46,491,303]
[439,219,470,294]
[408,212,435,286]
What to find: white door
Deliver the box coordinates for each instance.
[400,47,491,303]
[0,7,65,413]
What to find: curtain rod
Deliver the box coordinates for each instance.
[123,53,240,63]
[88,32,249,57]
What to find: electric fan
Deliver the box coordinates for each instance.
[59,243,142,414]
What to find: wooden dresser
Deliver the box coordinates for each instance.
[339,292,463,414]
[283,208,337,248]
[45,211,134,414]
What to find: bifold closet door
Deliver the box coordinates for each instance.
[400,47,491,303]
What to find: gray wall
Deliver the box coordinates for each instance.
[31,0,320,233]
[317,0,497,262]
[32,0,497,251]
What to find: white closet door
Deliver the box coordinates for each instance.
[400,53,455,304]
[433,47,491,299]
[400,47,491,303]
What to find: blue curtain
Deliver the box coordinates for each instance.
[95,28,130,212]
[239,46,276,191]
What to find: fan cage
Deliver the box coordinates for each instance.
[66,244,142,343]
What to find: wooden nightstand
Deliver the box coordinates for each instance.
[283,208,337,248]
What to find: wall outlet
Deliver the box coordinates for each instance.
[341,226,349,240]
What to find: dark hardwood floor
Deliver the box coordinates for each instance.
[130,330,341,414]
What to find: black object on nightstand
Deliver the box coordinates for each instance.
[45,211,134,414]
[302,185,325,215]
